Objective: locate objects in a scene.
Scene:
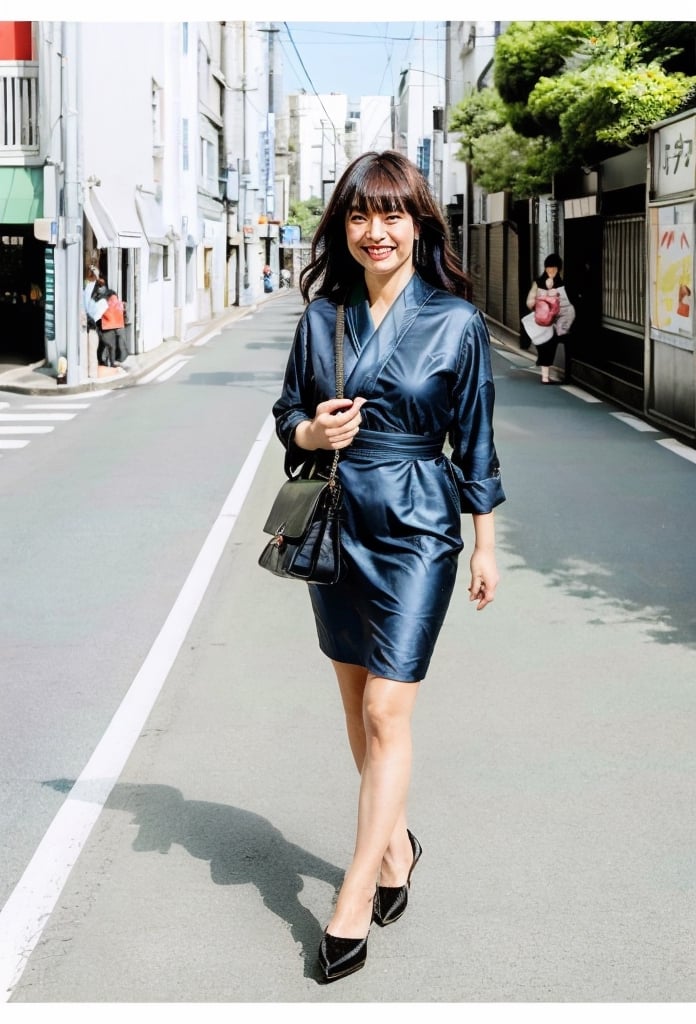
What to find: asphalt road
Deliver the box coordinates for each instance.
[0,292,694,1010]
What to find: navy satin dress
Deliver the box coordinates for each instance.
[272,273,505,682]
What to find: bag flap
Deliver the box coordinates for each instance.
[262,478,329,537]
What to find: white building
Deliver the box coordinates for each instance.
[345,96,393,161]
[80,21,227,352]
[286,92,348,204]
[0,19,282,381]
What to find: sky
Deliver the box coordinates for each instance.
[279,22,446,100]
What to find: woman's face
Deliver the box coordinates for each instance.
[345,205,417,285]
[545,265,559,280]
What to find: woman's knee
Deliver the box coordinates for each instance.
[362,677,418,742]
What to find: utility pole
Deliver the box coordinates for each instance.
[240,23,252,301]
[60,21,83,385]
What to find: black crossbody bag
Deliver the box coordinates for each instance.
[258,305,345,585]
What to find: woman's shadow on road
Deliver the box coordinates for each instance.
[44,779,342,982]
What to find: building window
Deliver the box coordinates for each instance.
[200,124,220,196]
[182,22,188,55]
[182,119,189,171]
[152,80,163,151]
[148,249,161,284]
[198,41,209,103]
[185,246,195,304]
[163,244,170,281]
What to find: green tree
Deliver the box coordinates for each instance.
[450,20,696,198]
[493,21,594,106]
[287,197,324,241]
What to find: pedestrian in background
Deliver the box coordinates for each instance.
[100,289,128,368]
[272,150,505,982]
[262,264,273,293]
[83,265,108,378]
[520,253,575,384]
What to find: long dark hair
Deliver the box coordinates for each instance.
[299,150,472,303]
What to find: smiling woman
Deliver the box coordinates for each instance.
[271,149,505,983]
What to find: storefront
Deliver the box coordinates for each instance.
[647,109,696,439]
[0,167,46,363]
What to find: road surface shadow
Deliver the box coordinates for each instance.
[43,779,340,983]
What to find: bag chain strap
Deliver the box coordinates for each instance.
[327,304,345,496]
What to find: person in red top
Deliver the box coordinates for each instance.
[99,290,127,367]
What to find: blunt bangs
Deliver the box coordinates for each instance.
[342,160,413,217]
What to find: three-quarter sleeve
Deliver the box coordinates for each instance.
[447,310,506,514]
[272,311,317,476]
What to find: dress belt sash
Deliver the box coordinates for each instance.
[344,428,445,461]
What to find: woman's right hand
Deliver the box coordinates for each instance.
[295,397,367,451]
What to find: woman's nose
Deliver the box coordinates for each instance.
[366,217,385,239]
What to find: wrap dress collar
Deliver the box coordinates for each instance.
[343,272,436,395]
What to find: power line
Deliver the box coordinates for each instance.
[283,24,443,43]
[283,21,339,149]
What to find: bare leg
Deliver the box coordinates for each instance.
[327,663,420,938]
[334,662,417,888]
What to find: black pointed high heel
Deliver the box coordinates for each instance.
[373,829,422,927]
[318,929,370,982]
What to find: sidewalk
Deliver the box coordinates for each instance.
[0,290,286,397]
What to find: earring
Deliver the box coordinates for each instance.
[414,237,422,266]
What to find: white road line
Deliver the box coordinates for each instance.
[610,412,660,433]
[193,330,221,347]
[0,440,30,449]
[0,426,54,434]
[0,413,77,422]
[656,438,696,465]
[22,403,92,411]
[137,356,192,385]
[154,358,191,382]
[559,384,603,403]
[0,412,276,1000]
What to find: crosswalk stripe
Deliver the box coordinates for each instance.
[0,426,54,434]
[0,413,77,422]
[0,439,30,449]
[22,403,92,411]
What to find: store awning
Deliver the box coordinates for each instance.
[83,184,142,249]
[135,191,170,246]
[83,188,116,248]
[0,167,43,222]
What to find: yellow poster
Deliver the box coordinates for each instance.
[651,204,694,336]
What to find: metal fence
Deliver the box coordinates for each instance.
[602,214,645,334]
[468,221,521,334]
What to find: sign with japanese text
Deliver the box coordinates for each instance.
[653,115,696,197]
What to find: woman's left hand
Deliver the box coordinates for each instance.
[468,549,499,610]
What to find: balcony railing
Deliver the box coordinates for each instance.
[1,63,39,155]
